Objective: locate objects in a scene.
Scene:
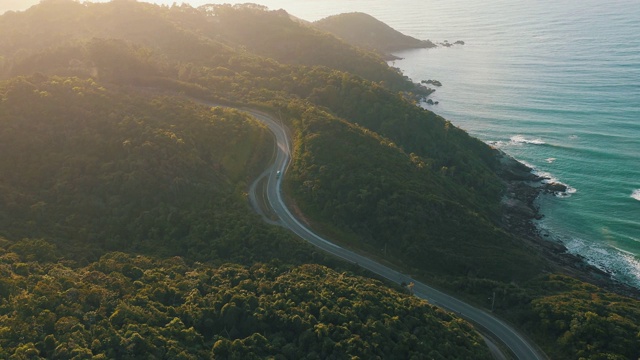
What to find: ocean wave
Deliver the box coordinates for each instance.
[486,142,575,197]
[563,236,640,288]
[619,252,640,286]
[487,140,507,148]
[510,135,546,145]
[632,189,640,201]
[556,186,577,198]
[535,170,577,197]
[488,135,546,148]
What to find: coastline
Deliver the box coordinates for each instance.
[496,150,640,298]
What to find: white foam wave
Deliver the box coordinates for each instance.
[518,159,536,170]
[488,136,546,147]
[487,140,507,148]
[534,169,553,180]
[535,170,577,197]
[632,189,640,201]
[563,236,640,288]
[510,135,546,145]
[557,186,577,198]
[619,252,640,286]
[487,144,574,197]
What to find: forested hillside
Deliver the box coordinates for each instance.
[0,1,518,278]
[0,244,491,359]
[0,2,415,92]
[0,75,307,265]
[1,1,639,359]
[313,12,436,58]
[283,102,542,281]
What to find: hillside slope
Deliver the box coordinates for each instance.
[0,1,417,92]
[1,2,639,359]
[284,102,543,281]
[0,75,301,265]
[314,12,436,58]
[0,247,491,359]
[0,0,517,277]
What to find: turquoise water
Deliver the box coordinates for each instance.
[386,1,640,286]
[221,0,640,286]
[392,1,640,287]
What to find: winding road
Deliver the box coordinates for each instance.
[218,105,546,360]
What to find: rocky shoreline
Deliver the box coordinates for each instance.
[496,150,640,298]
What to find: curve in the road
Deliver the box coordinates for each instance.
[208,104,546,360]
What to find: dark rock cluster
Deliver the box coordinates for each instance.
[496,150,640,298]
[421,79,442,86]
[439,40,465,47]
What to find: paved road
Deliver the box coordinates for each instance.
[213,105,546,360]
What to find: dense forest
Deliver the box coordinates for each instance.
[0,243,490,359]
[0,1,639,359]
[313,12,436,58]
[284,102,542,281]
[0,75,305,265]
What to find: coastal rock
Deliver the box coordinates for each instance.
[496,154,540,181]
[424,99,439,105]
[496,150,640,299]
[421,79,442,87]
[502,198,535,218]
[544,182,568,194]
[437,40,465,47]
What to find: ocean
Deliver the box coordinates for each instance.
[216,0,640,287]
[88,0,640,287]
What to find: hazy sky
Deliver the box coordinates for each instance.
[0,0,39,13]
[0,1,214,14]
[0,0,333,18]
[0,1,174,14]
